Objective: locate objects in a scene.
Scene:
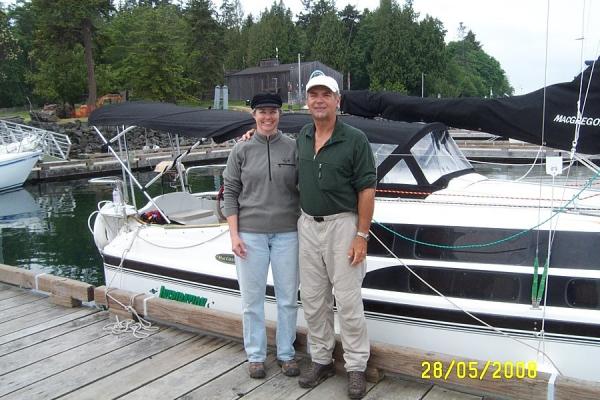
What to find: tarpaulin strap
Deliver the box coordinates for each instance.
[34,273,47,291]
[547,372,557,400]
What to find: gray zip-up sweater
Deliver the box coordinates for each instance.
[223,131,300,233]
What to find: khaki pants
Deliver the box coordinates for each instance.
[298,211,370,371]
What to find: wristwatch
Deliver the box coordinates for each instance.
[356,231,370,241]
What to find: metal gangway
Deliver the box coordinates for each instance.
[0,119,71,160]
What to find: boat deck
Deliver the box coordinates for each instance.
[0,282,492,400]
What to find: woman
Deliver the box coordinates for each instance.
[223,92,300,379]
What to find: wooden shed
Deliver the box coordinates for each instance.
[225,59,343,104]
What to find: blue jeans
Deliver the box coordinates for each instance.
[236,231,299,362]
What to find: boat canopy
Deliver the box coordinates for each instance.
[89,102,442,146]
[89,103,472,192]
[341,57,600,154]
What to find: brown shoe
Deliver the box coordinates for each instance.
[298,361,335,388]
[278,359,300,377]
[347,371,366,399]
[248,362,266,379]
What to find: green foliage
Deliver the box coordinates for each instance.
[27,0,112,105]
[105,4,189,102]
[438,28,513,97]
[28,44,87,104]
[184,0,224,99]
[0,9,27,107]
[245,3,301,66]
[4,0,514,107]
[311,12,346,72]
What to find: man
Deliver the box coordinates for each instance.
[297,75,376,399]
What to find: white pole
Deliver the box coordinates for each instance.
[298,53,301,103]
[421,72,424,98]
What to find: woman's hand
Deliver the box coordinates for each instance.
[231,234,247,258]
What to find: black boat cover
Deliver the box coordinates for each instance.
[341,58,600,154]
[89,101,441,147]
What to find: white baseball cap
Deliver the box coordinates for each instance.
[306,75,339,94]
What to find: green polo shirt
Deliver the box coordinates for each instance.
[297,118,376,216]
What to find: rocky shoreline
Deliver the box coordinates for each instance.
[24,119,201,158]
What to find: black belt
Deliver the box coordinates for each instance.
[313,217,324,222]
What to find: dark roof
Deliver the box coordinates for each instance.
[229,61,317,76]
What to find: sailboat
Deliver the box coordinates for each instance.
[88,59,600,382]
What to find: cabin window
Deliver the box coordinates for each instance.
[371,143,397,167]
[566,279,600,309]
[411,131,471,184]
[362,266,521,303]
[408,269,521,302]
[370,143,417,184]
[414,226,530,265]
[382,159,417,184]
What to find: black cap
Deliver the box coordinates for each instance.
[251,92,282,109]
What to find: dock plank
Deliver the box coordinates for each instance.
[0,299,55,324]
[121,340,247,400]
[0,324,155,397]
[179,355,280,400]
[0,317,110,375]
[299,373,375,399]
[61,335,229,400]
[0,311,106,356]
[1,327,193,400]
[422,386,483,400]
[0,287,28,300]
[0,305,82,336]
[0,292,46,311]
[240,366,311,400]
[363,376,432,400]
[0,307,98,346]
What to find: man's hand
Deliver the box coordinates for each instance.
[347,235,367,266]
[231,234,247,258]
[238,128,256,142]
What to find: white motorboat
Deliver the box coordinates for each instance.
[0,119,72,192]
[0,150,42,192]
[88,59,600,382]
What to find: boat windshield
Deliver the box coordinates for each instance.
[411,130,471,183]
[371,143,417,184]
[371,130,471,185]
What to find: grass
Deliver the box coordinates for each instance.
[0,109,30,122]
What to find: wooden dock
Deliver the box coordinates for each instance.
[0,282,486,400]
[24,134,600,185]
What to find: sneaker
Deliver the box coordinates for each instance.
[298,361,335,388]
[278,359,300,377]
[347,371,366,399]
[248,362,266,379]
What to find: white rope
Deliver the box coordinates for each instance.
[369,228,563,375]
[102,291,158,339]
[135,226,229,250]
[102,226,159,338]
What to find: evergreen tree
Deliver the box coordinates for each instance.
[0,9,25,107]
[29,0,113,107]
[246,3,300,66]
[184,0,224,99]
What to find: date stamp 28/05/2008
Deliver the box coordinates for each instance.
[421,360,538,381]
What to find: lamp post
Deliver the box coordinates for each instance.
[421,72,425,98]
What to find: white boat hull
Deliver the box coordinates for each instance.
[0,151,41,192]
[98,192,600,382]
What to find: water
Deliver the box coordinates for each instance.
[0,171,220,286]
[0,163,598,286]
